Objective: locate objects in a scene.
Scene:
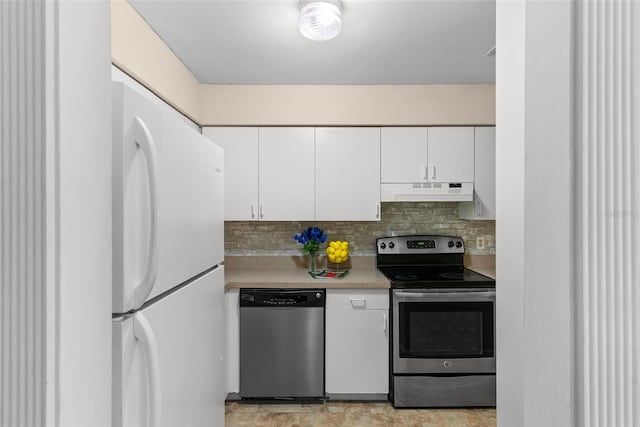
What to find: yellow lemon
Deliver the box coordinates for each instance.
[330,241,338,249]
[334,257,343,263]
[339,250,347,258]
[327,247,335,254]
[328,254,336,262]
[340,242,349,250]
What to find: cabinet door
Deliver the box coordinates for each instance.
[460,127,496,219]
[315,128,381,221]
[259,128,315,221]
[380,127,428,183]
[203,127,259,220]
[225,289,240,394]
[325,290,389,394]
[427,127,475,182]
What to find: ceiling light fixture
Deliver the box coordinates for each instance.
[298,0,343,42]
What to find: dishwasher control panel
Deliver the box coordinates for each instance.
[240,289,325,307]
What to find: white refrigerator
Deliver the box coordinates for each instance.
[111,82,225,427]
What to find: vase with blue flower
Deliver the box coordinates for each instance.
[293,226,328,274]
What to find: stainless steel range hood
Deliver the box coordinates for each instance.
[381,182,474,202]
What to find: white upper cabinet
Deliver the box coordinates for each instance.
[204,127,316,221]
[315,128,381,221]
[203,127,259,221]
[381,127,474,184]
[459,127,496,220]
[426,127,475,183]
[209,125,481,221]
[380,127,429,183]
[259,127,315,221]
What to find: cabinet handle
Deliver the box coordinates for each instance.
[431,164,437,180]
[423,164,428,181]
[260,205,264,219]
[350,297,366,308]
[251,203,255,219]
[376,204,380,219]
[382,313,387,332]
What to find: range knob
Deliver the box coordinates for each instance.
[448,241,455,248]
[456,241,463,248]
[388,242,395,249]
[380,242,387,249]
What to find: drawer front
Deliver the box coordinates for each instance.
[393,375,496,408]
[326,289,389,310]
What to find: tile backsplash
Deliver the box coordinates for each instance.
[225,202,495,256]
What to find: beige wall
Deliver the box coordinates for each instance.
[111,1,495,126]
[200,84,495,126]
[111,0,202,123]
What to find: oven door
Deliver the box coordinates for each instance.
[392,288,496,374]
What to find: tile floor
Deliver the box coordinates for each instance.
[225,401,496,427]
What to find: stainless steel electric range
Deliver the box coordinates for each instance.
[377,235,496,408]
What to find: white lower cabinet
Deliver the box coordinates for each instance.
[325,289,389,395]
[225,288,240,394]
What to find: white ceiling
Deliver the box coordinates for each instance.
[129,0,496,85]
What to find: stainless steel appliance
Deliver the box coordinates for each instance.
[377,235,496,408]
[239,289,325,399]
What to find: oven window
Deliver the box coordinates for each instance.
[398,301,494,358]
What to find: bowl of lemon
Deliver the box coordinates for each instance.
[326,240,350,271]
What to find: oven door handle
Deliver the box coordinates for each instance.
[393,290,496,299]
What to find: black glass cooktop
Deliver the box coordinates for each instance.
[379,266,495,289]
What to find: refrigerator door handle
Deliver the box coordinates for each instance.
[133,312,162,427]
[133,116,159,308]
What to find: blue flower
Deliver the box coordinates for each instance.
[293,226,328,255]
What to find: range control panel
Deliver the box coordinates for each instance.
[407,239,436,249]
[376,235,465,255]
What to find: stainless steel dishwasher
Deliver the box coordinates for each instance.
[239,288,325,399]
